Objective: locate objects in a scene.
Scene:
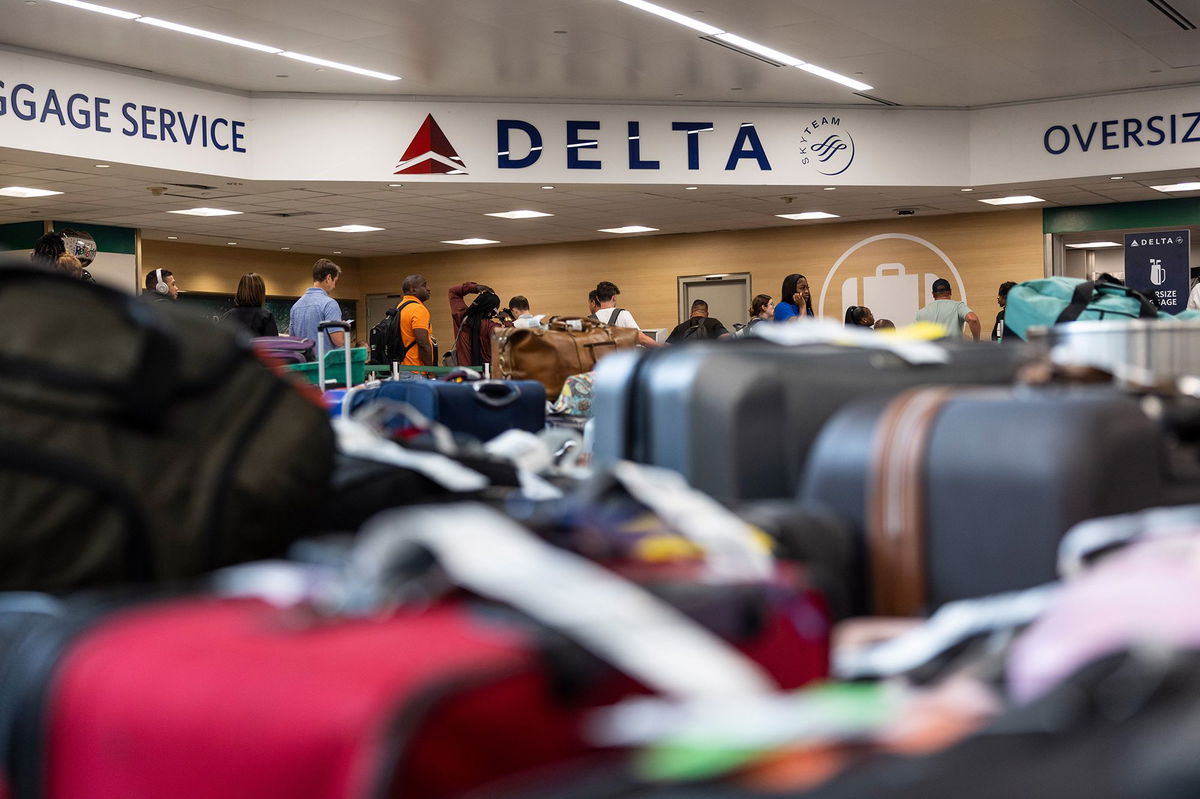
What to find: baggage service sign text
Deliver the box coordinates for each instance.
[0,77,249,153]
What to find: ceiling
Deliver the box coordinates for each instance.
[1,0,1199,256]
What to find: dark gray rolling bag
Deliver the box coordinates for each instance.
[592,338,1032,503]
[799,386,1189,616]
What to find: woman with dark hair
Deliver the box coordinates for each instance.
[774,274,814,321]
[450,281,503,366]
[30,231,65,268]
[844,305,874,327]
[746,294,775,330]
[222,273,279,337]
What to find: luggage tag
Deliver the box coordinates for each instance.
[751,319,949,365]
[354,504,776,699]
[609,461,774,583]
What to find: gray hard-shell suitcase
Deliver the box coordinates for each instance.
[799,385,1189,616]
[592,338,1032,503]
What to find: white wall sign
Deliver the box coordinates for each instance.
[3,48,1198,189]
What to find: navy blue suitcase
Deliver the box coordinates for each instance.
[347,379,546,442]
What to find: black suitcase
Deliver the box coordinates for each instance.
[592,338,1032,503]
[799,385,1188,615]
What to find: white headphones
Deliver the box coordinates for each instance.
[154,268,169,295]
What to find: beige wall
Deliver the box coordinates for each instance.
[357,209,1044,338]
[139,242,364,303]
[139,210,1044,340]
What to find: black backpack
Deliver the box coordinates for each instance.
[368,300,417,365]
[0,264,335,591]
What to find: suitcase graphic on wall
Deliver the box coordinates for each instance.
[842,263,940,327]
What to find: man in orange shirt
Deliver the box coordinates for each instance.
[398,274,434,367]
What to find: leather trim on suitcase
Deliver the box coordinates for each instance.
[866,387,955,616]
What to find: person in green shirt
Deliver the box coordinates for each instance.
[915,278,981,340]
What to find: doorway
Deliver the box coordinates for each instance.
[366,293,403,332]
[677,273,752,331]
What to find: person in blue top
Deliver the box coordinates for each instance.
[773,273,814,321]
[289,259,345,353]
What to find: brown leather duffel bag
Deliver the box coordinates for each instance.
[493,317,639,400]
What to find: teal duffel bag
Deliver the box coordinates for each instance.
[1005,278,1200,340]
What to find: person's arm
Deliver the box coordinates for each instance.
[711,320,730,338]
[638,328,667,345]
[413,328,434,366]
[965,311,981,341]
[448,282,477,325]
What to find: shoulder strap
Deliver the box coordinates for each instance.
[606,308,625,325]
[1056,281,1157,323]
[394,300,419,354]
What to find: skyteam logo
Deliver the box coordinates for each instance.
[799,115,855,177]
[395,114,467,175]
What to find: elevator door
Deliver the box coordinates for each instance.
[677,273,752,331]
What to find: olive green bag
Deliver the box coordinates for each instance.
[0,264,335,591]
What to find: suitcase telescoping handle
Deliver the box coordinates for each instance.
[317,320,353,389]
[353,504,776,700]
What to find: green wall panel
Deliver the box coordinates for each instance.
[1044,199,1200,234]
[0,221,47,251]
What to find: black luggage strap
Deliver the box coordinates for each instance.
[1056,281,1158,324]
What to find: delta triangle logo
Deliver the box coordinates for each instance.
[395,114,468,175]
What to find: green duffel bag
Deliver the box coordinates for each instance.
[1006,277,1200,340]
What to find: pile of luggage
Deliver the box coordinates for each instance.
[5,265,1200,798]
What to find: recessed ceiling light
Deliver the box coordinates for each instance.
[978,195,1045,205]
[1065,241,1122,249]
[823,186,837,191]
[388,184,404,188]
[776,211,839,220]
[135,17,282,53]
[167,207,243,216]
[1150,182,1200,192]
[227,242,238,246]
[42,0,139,19]
[541,186,555,190]
[960,188,974,192]
[333,251,342,255]
[320,224,385,233]
[443,238,500,245]
[685,186,699,190]
[279,51,401,81]
[598,225,659,234]
[795,63,873,91]
[616,0,722,35]
[1109,176,1124,180]
[280,247,290,250]
[94,164,111,169]
[0,186,62,198]
[485,210,554,219]
[166,236,178,240]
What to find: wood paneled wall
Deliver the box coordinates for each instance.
[137,210,1043,339]
[356,210,1044,338]
[139,242,364,302]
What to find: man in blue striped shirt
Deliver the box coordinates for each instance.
[289,259,344,353]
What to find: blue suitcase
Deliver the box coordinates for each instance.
[347,379,546,442]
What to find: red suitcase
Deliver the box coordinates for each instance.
[3,505,828,799]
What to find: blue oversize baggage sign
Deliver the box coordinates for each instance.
[1125,229,1191,315]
